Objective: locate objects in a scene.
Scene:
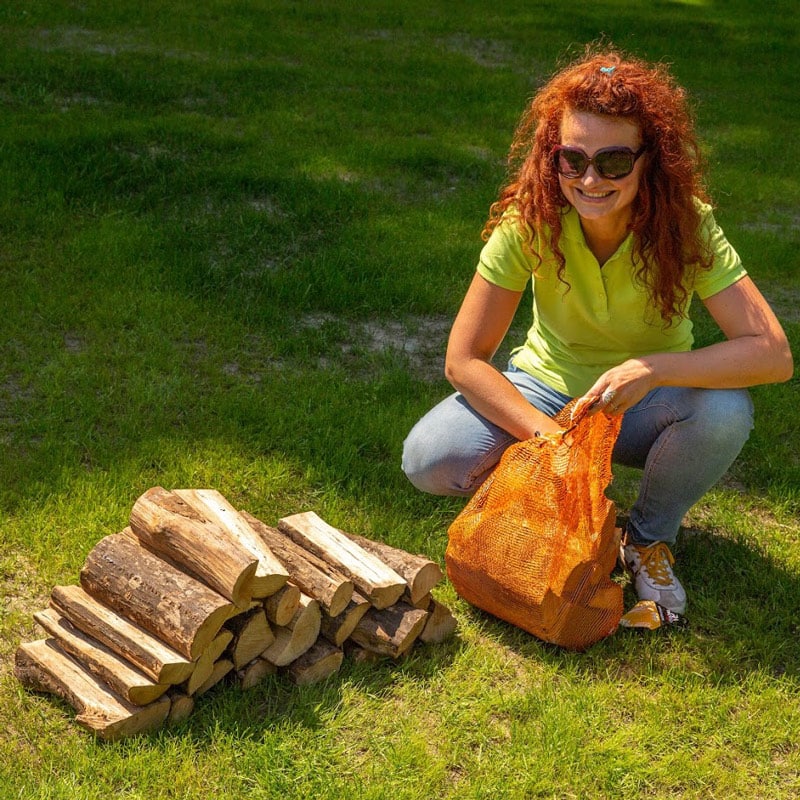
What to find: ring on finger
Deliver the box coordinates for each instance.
[601,389,616,405]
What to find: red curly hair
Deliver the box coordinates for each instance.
[484,46,714,324]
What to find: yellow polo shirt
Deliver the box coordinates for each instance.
[477,203,746,396]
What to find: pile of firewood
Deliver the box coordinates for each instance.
[14,487,456,740]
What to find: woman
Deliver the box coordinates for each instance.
[401,48,793,615]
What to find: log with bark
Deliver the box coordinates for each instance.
[285,639,343,686]
[80,531,236,660]
[15,639,170,741]
[33,609,169,706]
[174,489,289,599]
[234,657,277,690]
[277,512,406,609]
[49,584,195,685]
[129,487,258,606]
[343,532,443,606]
[349,601,429,659]
[319,592,371,647]
[242,511,354,617]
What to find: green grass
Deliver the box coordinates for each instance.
[1,0,799,797]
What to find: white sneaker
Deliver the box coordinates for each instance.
[621,540,687,615]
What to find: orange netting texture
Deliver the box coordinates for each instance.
[446,402,624,651]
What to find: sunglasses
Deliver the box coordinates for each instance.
[552,144,647,180]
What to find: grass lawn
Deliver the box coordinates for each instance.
[1,0,798,797]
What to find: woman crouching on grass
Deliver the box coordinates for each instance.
[401,46,793,616]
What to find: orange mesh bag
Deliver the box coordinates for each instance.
[445,401,623,651]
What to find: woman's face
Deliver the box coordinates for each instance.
[556,109,645,232]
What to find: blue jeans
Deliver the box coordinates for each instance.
[401,365,754,545]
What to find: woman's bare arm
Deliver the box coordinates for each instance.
[445,273,563,438]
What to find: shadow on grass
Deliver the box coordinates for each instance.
[442,524,800,685]
[147,633,467,745]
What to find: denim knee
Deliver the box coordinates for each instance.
[401,424,468,496]
[691,388,754,452]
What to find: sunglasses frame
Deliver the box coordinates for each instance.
[552,144,647,180]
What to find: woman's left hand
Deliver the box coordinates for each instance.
[573,358,656,419]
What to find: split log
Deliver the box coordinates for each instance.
[261,593,321,667]
[235,657,277,690]
[33,609,169,706]
[319,592,371,647]
[264,583,301,627]
[418,599,457,644]
[166,691,195,726]
[80,532,235,660]
[174,490,289,598]
[277,512,405,609]
[242,511,354,616]
[50,584,194,685]
[344,532,443,606]
[225,607,275,669]
[206,629,234,663]
[15,639,169,741]
[403,590,434,610]
[194,659,234,695]
[349,602,429,659]
[129,486,257,606]
[285,639,343,686]
[184,646,216,695]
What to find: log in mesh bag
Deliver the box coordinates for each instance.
[446,401,624,651]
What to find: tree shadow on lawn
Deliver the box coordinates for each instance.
[451,524,800,685]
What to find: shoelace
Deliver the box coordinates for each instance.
[636,543,676,587]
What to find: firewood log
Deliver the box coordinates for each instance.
[234,657,277,690]
[33,609,169,706]
[418,599,457,644]
[194,659,233,695]
[343,532,443,606]
[343,642,389,664]
[166,691,194,726]
[80,532,236,660]
[285,639,343,686]
[129,487,258,606]
[264,583,301,627]
[261,593,321,667]
[403,590,433,610]
[184,647,216,695]
[50,585,194,685]
[15,639,170,741]
[225,607,275,669]
[174,490,289,598]
[319,592,370,647]
[277,512,405,609]
[349,602,429,659]
[242,511,354,616]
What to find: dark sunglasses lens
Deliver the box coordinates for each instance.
[595,149,635,178]
[556,149,588,177]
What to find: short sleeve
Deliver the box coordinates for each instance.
[475,217,534,292]
[693,204,747,299]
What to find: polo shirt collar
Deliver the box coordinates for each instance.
[559,206,634,257]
